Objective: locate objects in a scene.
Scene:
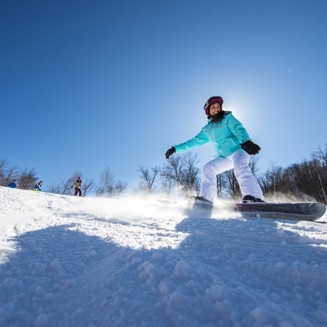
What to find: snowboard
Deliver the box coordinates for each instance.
[191,198,326,221]
[230,202,326,221]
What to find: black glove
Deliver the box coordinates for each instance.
[165,146,176,159]
[241,140,261,155]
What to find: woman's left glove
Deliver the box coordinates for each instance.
[165,147,176,159]
[241,140,261,155]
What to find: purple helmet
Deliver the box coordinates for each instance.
[204,96,224,117]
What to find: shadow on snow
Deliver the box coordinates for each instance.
[1,209,327,327]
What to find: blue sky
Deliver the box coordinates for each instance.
[1,0,327,190]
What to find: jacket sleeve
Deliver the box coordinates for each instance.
[174,127,209,153]
[228,114,251,144]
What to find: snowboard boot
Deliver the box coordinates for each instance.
[242,195,265,203]
[194,196,213,205]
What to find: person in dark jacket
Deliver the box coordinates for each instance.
[33,181,43,192]
[72,177,82,196]
[8,180,17,188]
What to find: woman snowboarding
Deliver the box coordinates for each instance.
[165,96,264,204]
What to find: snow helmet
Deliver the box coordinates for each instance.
[204,96,224,117]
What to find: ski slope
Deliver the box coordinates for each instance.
[0,186,327,327]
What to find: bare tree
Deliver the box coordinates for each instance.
[259,154,327,203]
[138,166,160,193]
[3,165,19,187]
[160,152,200,196]
[217,157,260,200]
[313,144,327,165]
[63,178,74,195]
[311,144,327,202]
[48,178,63,194]
[0,159,8,185]
[249,157,260,176]
[96,168,115,195]
[18,168,38,190]
[48,176,72,194]
[0,159,19,187]
[111,180,128,196]
[289,160,326,203]
[260,165,285,195]
[82,177,95,197]
[96,167,127,197]
[221,170,240,199]
[216,174,227,198]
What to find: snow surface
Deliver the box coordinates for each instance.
[1,186,327,327]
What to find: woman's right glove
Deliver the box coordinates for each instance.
[165,147,176,159]
[241,140,261,155]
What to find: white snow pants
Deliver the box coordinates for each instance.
[200,149,264,203]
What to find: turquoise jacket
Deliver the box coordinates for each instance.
[174,112,251,158]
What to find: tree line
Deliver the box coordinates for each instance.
[138,145,327,204]
[259,145,327,203]
[0,161,127,197]
[0,160,39,190]
[1,144,326,203]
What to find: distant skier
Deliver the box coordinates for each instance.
[165,96,264,204]
[72,177,82,196]
[33,180,43,192]
[8,180,17,188]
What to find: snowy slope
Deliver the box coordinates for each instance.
[0,186,327,327]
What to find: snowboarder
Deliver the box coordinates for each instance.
[72,177,82,196]
[33,181,43,192]
[165,96,264,204]
[8,180,17,188]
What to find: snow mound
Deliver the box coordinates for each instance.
[0,187,327,326]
